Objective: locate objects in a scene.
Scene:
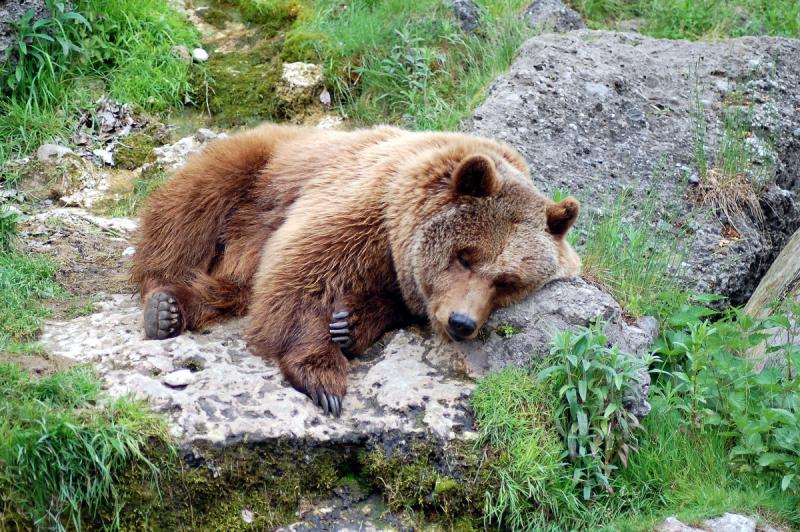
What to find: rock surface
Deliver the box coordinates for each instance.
[657,512,784,532]
[152,128,226,172]
[277,62,325,112]
[38,279,654,449]
[450,0,481,34]
[525,0,585,32]
[468,31,800,304]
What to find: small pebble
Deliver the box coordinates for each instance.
[192,48,209,63]
[122,246,136,257]
[162,369,194,388]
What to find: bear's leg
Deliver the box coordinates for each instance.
[330,295,411,356]
[142,274,248,340]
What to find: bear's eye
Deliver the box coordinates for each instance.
[494,275,521,291]
[455,251,472,270]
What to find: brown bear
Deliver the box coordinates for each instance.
[131,123,580,416]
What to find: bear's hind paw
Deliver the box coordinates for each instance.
[144,291,183,340]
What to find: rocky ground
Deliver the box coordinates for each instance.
[3,0,799,530]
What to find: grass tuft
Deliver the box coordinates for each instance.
[0,251,65,351]
[0,363,173,531]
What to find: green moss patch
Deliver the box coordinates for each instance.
[106,441,359,530]
[115,132,160,170]
[202,35,286,127]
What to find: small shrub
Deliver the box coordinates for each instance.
[537,324,652,499]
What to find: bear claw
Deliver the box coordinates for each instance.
[309,387,342,417]
[329,310,353,353]
[144,291,183,340]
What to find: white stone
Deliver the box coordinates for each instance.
[281,62,323,88]
[36,144,73,163]
[122,246,136,257]
[192,47,209,63]
[92,148,114,166]
[703,513,756,532]
[163,369,195,388]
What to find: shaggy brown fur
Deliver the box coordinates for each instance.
[131,123,580,415]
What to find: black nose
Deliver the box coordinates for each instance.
[448,312,477,339]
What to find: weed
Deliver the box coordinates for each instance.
[538,324,653,499]
[691,86,770,232]
[495,323,521,338]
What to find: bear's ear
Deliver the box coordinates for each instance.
[451,154,500,198]
[546,196,580,238]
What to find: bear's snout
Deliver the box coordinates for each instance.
[447,312,477,340]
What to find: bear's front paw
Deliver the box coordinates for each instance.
[308,386,344,418]
[329,309,353,355]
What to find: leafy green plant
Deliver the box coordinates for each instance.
[655,298,800,494]
[1,1,90,105]
[495,323,520,338]
[537,324,653,499]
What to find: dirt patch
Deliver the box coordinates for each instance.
[19,207,135,299]
[0,351,75,377]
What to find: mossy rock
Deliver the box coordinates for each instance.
[104,441,357,530]
[360,436,495,527]
[78,435,493,530]
[115,128,166,171]
[201,34,287,127]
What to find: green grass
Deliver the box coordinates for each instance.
[0,363,172,531]
[569,0,800,39]
[572,188,686,318]
[0,0,201,166]
[284,0,533,130]
[471,368,568,530]
[0,250,65,352]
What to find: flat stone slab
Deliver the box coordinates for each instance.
[39,296,475,448]
[38,279,655,450]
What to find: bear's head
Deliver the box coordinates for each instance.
[393,146,580,341]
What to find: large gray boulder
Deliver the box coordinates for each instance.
[39,278,655,450]
[468,31,800,304]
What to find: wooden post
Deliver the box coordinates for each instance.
[743,227,800,370]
